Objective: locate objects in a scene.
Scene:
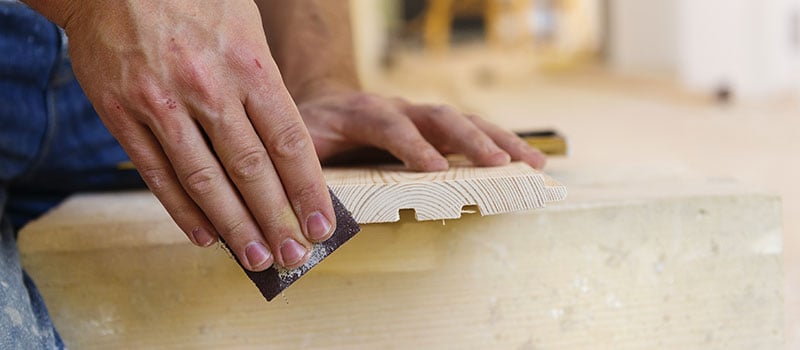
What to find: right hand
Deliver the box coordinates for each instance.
[54,1,335,271]
[295,85,547,171]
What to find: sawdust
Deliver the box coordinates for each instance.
[274,243,334,281]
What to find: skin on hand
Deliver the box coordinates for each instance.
[296,86,547,171]
[257,0,546,172]
[24,0,543,273]
[29,0,337,271]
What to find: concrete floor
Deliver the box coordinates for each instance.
[365,47,800,347]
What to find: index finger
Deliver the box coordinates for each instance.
[466,114,547,169]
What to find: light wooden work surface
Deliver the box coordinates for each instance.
[18,164,782,349]
[366,49,800,346]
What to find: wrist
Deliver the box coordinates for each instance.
[22,0,83,30]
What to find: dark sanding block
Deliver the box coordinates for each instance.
[225,188,360,301]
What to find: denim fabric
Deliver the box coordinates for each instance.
[1,3,144,349]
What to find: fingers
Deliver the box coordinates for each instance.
[143,106,277,272]
[341,106,449,171]
[244,90,336,248]
[401,102,546,169]
[466,114,547,169]
[104,113,219,248]
[297,92,544,172]
[194,100,320,270]
[404,105,511,167]
[120,80,333,271]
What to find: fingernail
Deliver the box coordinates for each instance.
[280,239,308,267]
[191,227,216,247]
[306,211,332,241]
[244,242,272,269]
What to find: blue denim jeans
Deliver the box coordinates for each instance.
[1,3,144,348]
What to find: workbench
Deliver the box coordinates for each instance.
[18,161,783,349]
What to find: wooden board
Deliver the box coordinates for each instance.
[324,159,566,223]
[17,187,783,349]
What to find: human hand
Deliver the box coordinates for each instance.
[51,1,335,270]
[296,86,547,170]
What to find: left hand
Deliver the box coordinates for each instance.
[49,0,337,270]
[296,87,547,171]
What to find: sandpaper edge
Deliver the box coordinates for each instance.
[225,188,360,301]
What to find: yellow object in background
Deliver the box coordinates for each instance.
[516,129,568,156]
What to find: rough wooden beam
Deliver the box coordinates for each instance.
[17,185,783,349]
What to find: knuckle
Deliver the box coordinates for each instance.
[229,147,269,183]
[377,116,412,136]
[260,210,298,237]
[196,108,224,127]
[179,59,212,94]
[374,119,400,135]
[427,104,457,119]
[221,219,250,240]
[175,58,226,110]
[225,48,265,73]
[349,93,382,110]
[169,202,196,220]
[139,166,172,192]
[182,166,222,196]
[289,182,324,208]
[464,126,488,141]
[269,122,310,160]
[132,87,166,118]
[130,91,186,130]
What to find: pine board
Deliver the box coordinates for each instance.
[324,159,567,223]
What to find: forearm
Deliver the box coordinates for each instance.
[255,0,361,101]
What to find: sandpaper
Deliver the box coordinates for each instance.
[223,188,360,301]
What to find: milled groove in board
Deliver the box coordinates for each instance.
[324,159,567,224]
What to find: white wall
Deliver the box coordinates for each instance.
[677,0,800,99]
[608,0,800,99]
[608,0,679,76]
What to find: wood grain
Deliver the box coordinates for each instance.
[17,190,783,349]
[324,158,567,223]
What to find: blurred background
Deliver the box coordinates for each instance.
[348,0,798,346]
